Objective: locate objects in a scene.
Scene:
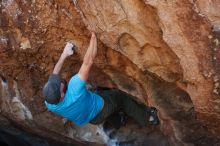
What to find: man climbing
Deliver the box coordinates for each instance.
[43,32,160,128]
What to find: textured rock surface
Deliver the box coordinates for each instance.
[1,0,220,145]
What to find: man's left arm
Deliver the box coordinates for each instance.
[53,42,74,74]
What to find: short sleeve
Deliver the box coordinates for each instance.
[67,74,87,95]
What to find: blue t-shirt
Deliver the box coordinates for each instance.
[45,74,104,126]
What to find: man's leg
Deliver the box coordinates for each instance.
[108,89,150,126]
[90,88,120,125]
[90,88,158,127]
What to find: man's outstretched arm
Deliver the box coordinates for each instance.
[78,32,97,81]
[53,42,74,74]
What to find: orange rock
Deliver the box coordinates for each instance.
[1,0,220,145]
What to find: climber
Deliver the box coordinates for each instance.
[43,32,160,128]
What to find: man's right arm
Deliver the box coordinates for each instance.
[78,32,97,81]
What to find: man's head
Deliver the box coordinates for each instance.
[43,74,67,104]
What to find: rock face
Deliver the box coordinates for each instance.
[1,0,220,145]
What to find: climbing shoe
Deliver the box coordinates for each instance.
[147,107,160,125]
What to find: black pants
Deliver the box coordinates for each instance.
[90,88,150,127]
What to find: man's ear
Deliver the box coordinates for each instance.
[61,92,65,99]
[61,78,67,93]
